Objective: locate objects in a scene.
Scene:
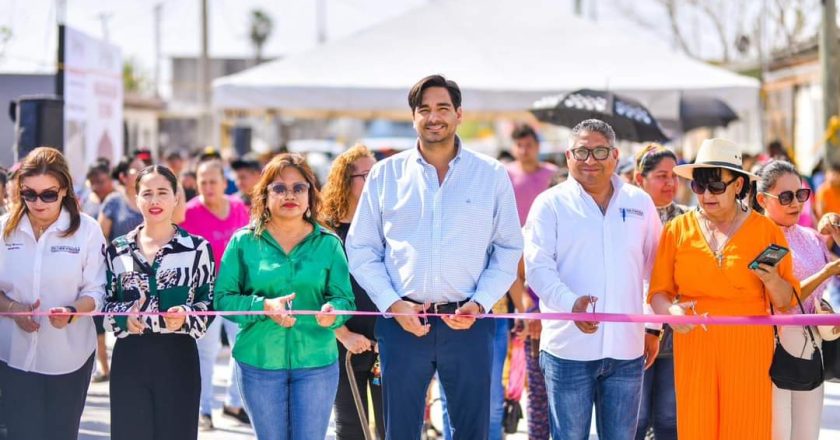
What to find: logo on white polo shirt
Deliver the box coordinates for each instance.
[51,245,80,254]
[620,207,644,218]
[5,242,23,251]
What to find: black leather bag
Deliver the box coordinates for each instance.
[769,292,823,391]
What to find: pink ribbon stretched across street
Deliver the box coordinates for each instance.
[4,309,840,326]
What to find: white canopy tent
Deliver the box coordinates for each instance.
[213,0,762,149]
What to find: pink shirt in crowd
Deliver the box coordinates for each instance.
[784,224,833,314]
[506,161,559,307]
[180,196,250,272]
[505,162,559,226]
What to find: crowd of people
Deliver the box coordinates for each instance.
[0,73,839,440]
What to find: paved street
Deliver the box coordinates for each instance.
[79,336,840,439]
[78,337,529,440]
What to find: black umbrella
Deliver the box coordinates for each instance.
[679,95,739,132]
[530,89,669,143]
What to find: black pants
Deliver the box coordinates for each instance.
[334,346,385,440]
[0,352,94,440]
[110,333,200,440]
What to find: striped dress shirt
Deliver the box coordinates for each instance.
[346,141,523,314]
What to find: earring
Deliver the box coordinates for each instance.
[305,208,311,218]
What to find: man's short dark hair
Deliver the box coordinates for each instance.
[165,148,185,161]
[408,75,462,114]
[569,119,617,147]
[86,159,111,181]
[511,123,539,142]
[231,153,262,172]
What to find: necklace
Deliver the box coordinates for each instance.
[698,209,742,268]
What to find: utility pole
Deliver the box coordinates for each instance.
[153,3,162,98]
[198,0,211,145]
[316,0,327,44]
[822,0,840,166]
[56,0,67,25]
[97,12,113,41]
[574,0,583,17]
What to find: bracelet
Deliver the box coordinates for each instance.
[65,305,78,324]
[645,328,662,337]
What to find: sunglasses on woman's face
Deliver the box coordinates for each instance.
[763,188,811,205]
[689,177,738,195]
[20,189,60,203]
[268,182,310,197]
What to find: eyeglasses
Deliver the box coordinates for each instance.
[268,182,310,197]
[569,146,613,161]
[763,188,811,205]
[20,189,60,203]
[690,177,739,195]
[350,172,369,182]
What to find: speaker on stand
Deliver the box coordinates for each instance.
[9,95,64,162]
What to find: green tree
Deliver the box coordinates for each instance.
[0,26,12,60]
[249,9,274,64]
[123,58,148,94]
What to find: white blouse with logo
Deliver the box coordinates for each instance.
[0,209,106,374]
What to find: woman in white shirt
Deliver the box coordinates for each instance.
[0,147,107,440]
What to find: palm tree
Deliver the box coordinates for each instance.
[249,9,273,65]
[0,26,12,60]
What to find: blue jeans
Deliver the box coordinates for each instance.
[635,356,677,440]
[441,319,508,440]
[198,318,242,415]
[235,360,338,440]
[540,352,644,440]
[377,315,493,440]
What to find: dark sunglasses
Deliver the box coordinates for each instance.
[570,146,613,161]
[350,172,369,182]
[268,182,310,197]
[763,188,811,205]
[20,189,60,203]
[690,177,739,195]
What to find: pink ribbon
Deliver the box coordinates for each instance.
[5,309,840,326]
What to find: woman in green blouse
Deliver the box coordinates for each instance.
[215,153,355,440]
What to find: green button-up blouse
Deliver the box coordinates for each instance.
[215,222,355,370]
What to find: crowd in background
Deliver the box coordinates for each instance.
[1,74,840,440]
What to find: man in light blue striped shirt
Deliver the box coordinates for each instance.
[346,75,523,440]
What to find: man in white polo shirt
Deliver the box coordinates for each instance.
[524,119,662,440]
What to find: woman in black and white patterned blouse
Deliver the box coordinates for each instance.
[102,165,214,440]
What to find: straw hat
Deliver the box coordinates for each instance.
[673,138,758,181]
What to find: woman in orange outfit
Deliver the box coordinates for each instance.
[648,138,798,440]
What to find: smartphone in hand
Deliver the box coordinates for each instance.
[748,244,789,270]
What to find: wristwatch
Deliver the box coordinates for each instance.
[65,305,78,324]
[645,328,662,337]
